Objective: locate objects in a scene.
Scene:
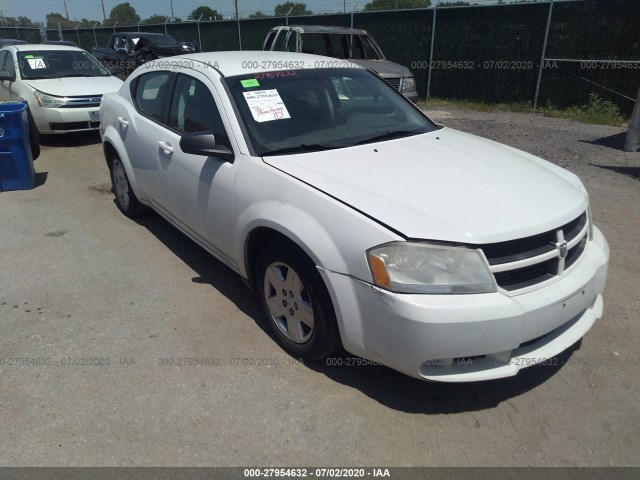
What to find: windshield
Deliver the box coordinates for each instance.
[17,50,110,80]
[225,68,435,156]
[133,35,178,46]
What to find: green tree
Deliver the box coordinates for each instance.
[46,12,76,29]
[190,6,222,20]
[141,14,170,24]
[77,18,101,28]
[105,2,140,26]
[249,11,269,18]
[274,2,312,16]
[363,0,430,11]
[16,16,35,27]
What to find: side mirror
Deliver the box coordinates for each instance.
[180,131,234,161]
[0,70,15,82]
[108,67,119,76]
[116,47,128,55]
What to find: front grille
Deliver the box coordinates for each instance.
[384,77,401,91]
[61,96,103,108]
[494,258,558,292]
[480,212,589,292]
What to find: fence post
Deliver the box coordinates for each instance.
[237,16,242,50]
[76,24,80,47]
[164,17,169,35]
[533,0,554,112]
[92,22,99,46]
[197,15,203,49]
[351,2,359,29]
[624,86,640,152]
[426,2,438,100]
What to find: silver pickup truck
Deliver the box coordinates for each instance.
[263,25,418,103]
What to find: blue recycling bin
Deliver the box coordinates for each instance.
[0,102,35,192]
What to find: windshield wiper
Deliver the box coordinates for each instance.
[354,130,425,145]
[261,143,346,156]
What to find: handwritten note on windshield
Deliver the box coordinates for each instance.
[243,89,291,123]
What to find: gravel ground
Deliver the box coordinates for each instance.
[0,108,639,467]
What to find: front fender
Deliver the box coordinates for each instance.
[236,201,346,279]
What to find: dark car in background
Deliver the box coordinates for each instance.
[43,40,79,48]
[92,32,185,76]
[0,39,28,47]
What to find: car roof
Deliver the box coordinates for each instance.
[270,25,368,35]
[118,32,173,38]
[150,51,362,77]
[9,44,84,52]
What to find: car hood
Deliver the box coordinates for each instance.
[22,76,123,97]
[147,44,186,56]
[351,59,411,78]
[262,128,588,244]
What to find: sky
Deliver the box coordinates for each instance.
[0,0,505,24]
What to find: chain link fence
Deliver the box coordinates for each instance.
[2,0,638,114]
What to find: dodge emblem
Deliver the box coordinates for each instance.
[556,241,568,258]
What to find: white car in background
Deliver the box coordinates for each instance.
[0,44,122,138]
[100,51,609,382]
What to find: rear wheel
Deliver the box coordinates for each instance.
[109,155,149,218]
[256,240,341,361]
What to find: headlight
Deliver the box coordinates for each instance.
[367,242,496,294]
[401,76,416,92]
[34,91,68,108]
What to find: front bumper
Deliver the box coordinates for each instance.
[32,106,101,134]
[320,227,609,382]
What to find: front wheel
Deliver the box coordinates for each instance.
[109,155,149,218]
[256,241,341,361]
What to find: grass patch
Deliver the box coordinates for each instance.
[421,94,627,126]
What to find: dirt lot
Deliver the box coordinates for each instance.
[1,108,639,467]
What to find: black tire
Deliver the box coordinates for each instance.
[255,240,341,361]
[109,154,149,218]
[26,110,40,161]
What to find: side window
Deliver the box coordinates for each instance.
[263,31,276,50]
[285,31,298,52]
[167,74,228,144]
[273,30,289,51]
[302,33,333,56]
[0,51,10,74]
[132,71,171,122]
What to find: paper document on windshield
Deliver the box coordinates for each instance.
[243,89,291,123]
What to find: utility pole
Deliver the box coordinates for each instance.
[64,0,70,20]
[170,0,175,20]
[235,0,239,20]
[100,0,107,23]
[624,86,640,152]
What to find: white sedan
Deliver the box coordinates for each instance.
[0,44,122,136]
[100,51,609,382]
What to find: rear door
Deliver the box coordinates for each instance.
[125,70,173,199]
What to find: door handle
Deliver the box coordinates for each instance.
[117,116,129,127]
[158,141,174,154]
